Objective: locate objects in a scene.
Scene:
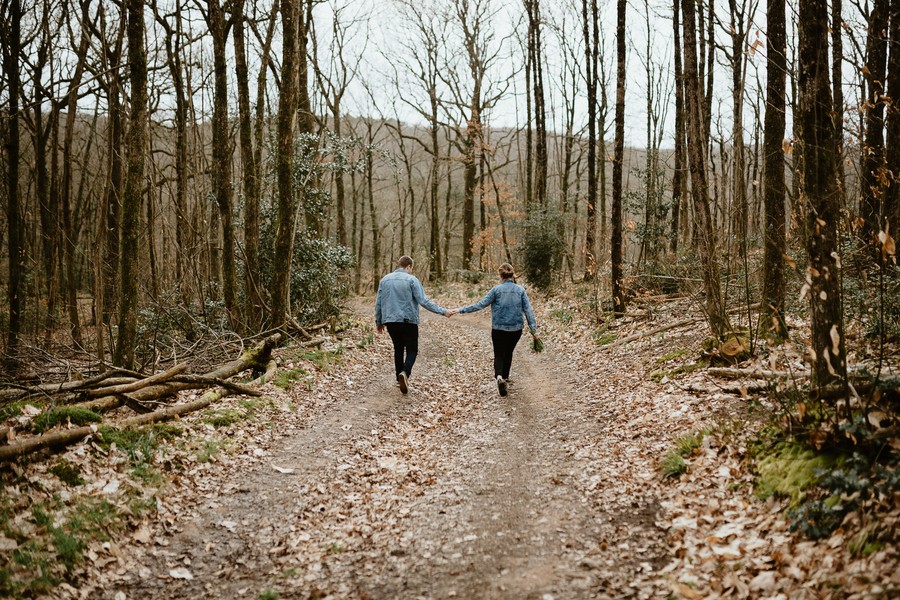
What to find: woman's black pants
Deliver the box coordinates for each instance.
[491,328,522,380]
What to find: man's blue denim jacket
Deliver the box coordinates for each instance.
[375,269,446,327]
[459,280,538,332]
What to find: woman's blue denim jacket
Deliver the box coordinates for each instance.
[375,269,446,327]
[459,279,537,332]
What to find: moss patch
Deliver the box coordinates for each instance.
[31,407,101,434]
[754,441,835,503]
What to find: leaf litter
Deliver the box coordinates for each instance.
[1,290,896,599]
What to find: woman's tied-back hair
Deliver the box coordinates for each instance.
[498,263,515,280]
[398,256,414,269]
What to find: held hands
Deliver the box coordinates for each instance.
[445,308,459,318]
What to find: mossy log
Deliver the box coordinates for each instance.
[79,334,280,413]
[0,334,280,462]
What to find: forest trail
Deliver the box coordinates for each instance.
[83,299,675,599]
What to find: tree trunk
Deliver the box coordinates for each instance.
[232,0,262,331]
[832,0,846,203]
[3,0,23,366]
[61,1,92,348]
[861,0,890,250]
[682,0,728,337]
[114,0,148,369]
[762,0,788,338]
[209,0,238,330]
[367,121,381,288]
[611,0,626,316]
[670,0,685,254]
[886,0,900,231]
[728,0,748,256]
[272,0,298,326]
[798,0,848,393]
[429,101,443,280]
[582,0,598,281]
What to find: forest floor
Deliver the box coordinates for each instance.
[2,286,898,599]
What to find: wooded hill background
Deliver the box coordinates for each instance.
[0,0,896,377]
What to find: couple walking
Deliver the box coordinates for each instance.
[374,256,540,397]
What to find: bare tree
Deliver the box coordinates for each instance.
[860,0,890,252]
[682,0,728,336]
[60,0,94,348]
[114,0,149,368]
[232,0,263,330]
[670,0,686,253]
[272,0,300,326]
[886,0,900,231]
[798,0,847,392]
[581,0,599,280]
[611,0,626,315]
[204,0,238,329]
[761,0,787,337]
[392,0,448,279]
[2,0,23,364]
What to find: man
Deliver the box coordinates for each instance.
[375,256,449,394]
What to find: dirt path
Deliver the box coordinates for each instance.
[84,300,673,600]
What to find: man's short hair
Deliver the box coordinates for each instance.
[398,256,414,269]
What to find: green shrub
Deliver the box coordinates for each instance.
[520,208,564,291]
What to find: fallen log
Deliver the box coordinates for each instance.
[85,364,188,398]
[79,334,281,414]
[607,318,695,348]
[707,367,802,379]
[607,303,762,348]
[0,334,280,462]
[0,371,139,402]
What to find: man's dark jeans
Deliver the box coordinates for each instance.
[386,322,419,378]
[491,328,522,380]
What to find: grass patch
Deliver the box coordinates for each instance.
[648,361,704,383]
[357,333,375,349]
[0,400,48,421]
[272,368,309,390]
[655,348,692,364]
[258,590,279,600]
[196,439,224,463]
[0,497,125,596]
[98,424,182,462]
[550,308,575,325]
[48,460,84,486]
[592,329,618,346]
[674,429,708,456]
[661,451,686,478]
[202,408,245,428]
[660,429,709,479]
[31,407,101,434]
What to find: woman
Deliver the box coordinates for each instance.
[452,263,539,396]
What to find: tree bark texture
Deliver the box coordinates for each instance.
[861,0,890,249]
[114,0,148,369]
[209,0,238,330]
[272,0,298,327]
[3,0,23,365]
[582,0,598,281]
[681,0,727,337]
[762,0,788,338]
[611,0,626,315]
[798,0,848,392]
